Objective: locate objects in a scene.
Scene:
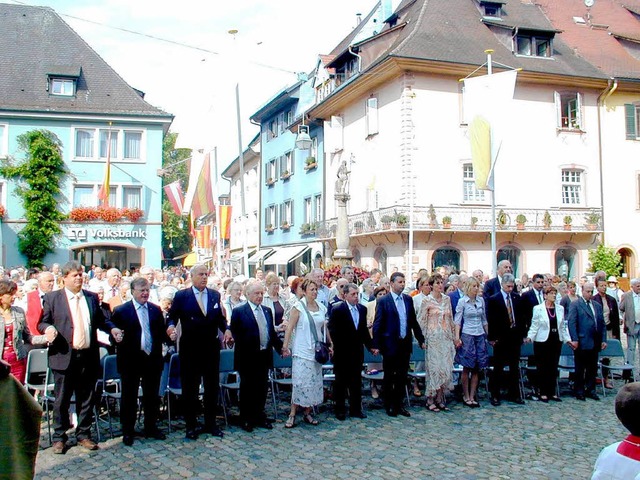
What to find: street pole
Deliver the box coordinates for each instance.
[486,49,498,277]
[236,83,249,276]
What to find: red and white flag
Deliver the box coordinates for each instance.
[163,181,184,216]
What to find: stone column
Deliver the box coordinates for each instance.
[332,192,353,267]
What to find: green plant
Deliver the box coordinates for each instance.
[585,211,601,224]
[471,216,478,226]
[0,130,66,267]
[305,156,316,165]
[367,212,376,228]
[395,214,408,225]
[442,216,452,224]
[516,214,527,224]
[563,215,572,225]
[543,210,552,226]
[381,214,394,223]
[354,220,364,230]
[497,209,508,226]
[588,244,622,277]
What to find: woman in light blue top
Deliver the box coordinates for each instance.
[454,277,489,408]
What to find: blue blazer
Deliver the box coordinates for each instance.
[230,302,282,372]
[448,289,463,315]
[567,297,607,351]
[372,292,424,357]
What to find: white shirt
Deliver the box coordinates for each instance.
[192,287,207,314]
[133,299,149,352]
[66,288,91,349]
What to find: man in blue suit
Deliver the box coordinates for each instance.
[447,274,464,314]
[230,281,282,432]
[568,282,607,401]
[373,272,425,417]
[167,264,233,440]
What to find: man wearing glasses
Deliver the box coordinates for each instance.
[521,273,545,332]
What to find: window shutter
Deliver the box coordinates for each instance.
[554,91,561,128]
[264,207,269,227]
[576,92,583,129]
[290,199,294,225]
[625,104,637,140]
[366,98,379,135]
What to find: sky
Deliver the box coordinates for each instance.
[9,0,376,171]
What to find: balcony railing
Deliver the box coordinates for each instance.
[315,205,603,240]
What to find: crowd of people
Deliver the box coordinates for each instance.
[2,260,639,472]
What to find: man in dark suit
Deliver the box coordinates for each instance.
[593,279,621,389]
[447,274,464,314]
[167,264,233,440]
[568,282,607,401]
[483,260,513,300]
[521,273,545,331]
[39,261,114,454]
[373,272,425,417]
[328,283,378,420]
[230,281,282,432]
[486,273,526,406]
[110,277,167,446]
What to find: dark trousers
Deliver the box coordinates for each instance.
[533,340,561,397]
[52,350,98,442]
[333,360,364,415]
[490,337,522,400]
[574,348,599,396]
[382,348,410,411]
[180,348,220,431]
[238,349,270,425]
[120,351,161,435]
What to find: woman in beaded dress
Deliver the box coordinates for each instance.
[419,273,456,411]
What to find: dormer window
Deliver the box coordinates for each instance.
[483,2,502,17]
[46,66,81,97]
[515,32,553,58]
[50,78,75,96]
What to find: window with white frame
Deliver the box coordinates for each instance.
[123,131,142,159]
[0,124,7,158]
[123,186,142,208]
[50,78,75,96]
[266,159,277,183]
[73,127,144,161]
[304,197,312,224]
[99,130,118,158]
[625,104,640,140]
[314,194,322,222]
[75,129,95,158]
[515,33,552,57]
[280,200,293,226]
[264,204,277,229]
[366,97,379,136]
[555,92,582,130]
[561,169,583,205]
[267,119,278,141]
[463,164,486,202]
[280,151,294,176]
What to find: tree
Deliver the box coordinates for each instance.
[588,244,622,277]
[161,132,192,261]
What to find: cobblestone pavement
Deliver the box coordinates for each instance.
[34,379,627,480]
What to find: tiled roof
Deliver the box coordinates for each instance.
[537,0,640,79]
[0,4,172,119]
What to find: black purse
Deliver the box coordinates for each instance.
[302,302,330,364]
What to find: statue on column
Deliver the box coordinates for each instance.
[335,160,350,196]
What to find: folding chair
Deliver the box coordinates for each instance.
[598,339,634,397]
[25,348,54,445]
[166,353,181,432]
[218,349,239,425]
[557,343,575,397]
[361,347,385,406]
[95,354,121,439]
[406,342,425,407]
[269,350,292,419]
[520,342,536,399]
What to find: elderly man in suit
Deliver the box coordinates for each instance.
[620,278,640,380]
[373,272,425,417]
[167,264,233,440]
[230,281,282,432]
[38,261,115,454]
[328,282,379,421]
[110,277,167,446]
[521,274,545,331]
[486,273,526,406]
[568,282,607,401]
[483,260,513,299]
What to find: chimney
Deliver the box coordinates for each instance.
[356,13,362,25]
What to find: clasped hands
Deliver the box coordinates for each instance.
[164,326,234,347]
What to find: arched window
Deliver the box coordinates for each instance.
[618,248,636,278]
[374,247,388,274]
[555,246,577,281]
[432,247,460,272]
[497,246,521,278]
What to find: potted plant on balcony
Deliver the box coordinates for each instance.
[123,207,144,222]
[309,222,317,234]
[542,210,552,229]
[442,216,452,229]
[497,209,508,229]
[395,213,408,227]
[563,215,572,231]
[428,204,437,228]
[280,221,290,231]
[304,157,317,170]
[366,212,376,231]
[470,216,478,230]
[381,214,394,229]
[0,205,5,220]
[516,214,527,230]
[265,223,274,233]
[281,170,291,181]
[354,220,364,234]
[266,177,275,187]
[299,223,310,235]
[585,211,600,230]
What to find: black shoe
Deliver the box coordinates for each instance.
[550,396,562,402]
[207,426,224,438]
[539,396,549,403]
[255,421,273,430]
[586,393,601,401]
[335,413,346,421]
[241,422,254,433]
[122,435,134,446]
[185,430,199,440]
[351,412,367,419]
[512,398,525,405]
[490,397,501,406]
[575,394,586,401]
[145,429,166,440]
[398,408,411,417]
[386,408,398,417]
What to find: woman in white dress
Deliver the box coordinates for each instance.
[282,279,329,428]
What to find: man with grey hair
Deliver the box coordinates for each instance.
[309,268,330,308]
[486,273,526,405]
[483,260,513,299]
[103,268,122,302]
[447,274,464,314]
[139,266,159,305]
[619,278,640,380]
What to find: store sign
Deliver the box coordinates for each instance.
[67,227,147,241]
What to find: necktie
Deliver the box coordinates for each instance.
[139,304,152,355]
[537,291,543,304]
[396,295,407,338]
[507,295,515,328]
[196,290,206,314]
[111,287,117,297]
[350,305,359,329]
[255,306,268,349]
[72,294,88,349]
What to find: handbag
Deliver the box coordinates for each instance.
[301,301,330,364]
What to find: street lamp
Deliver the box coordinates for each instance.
[295,124,312,150]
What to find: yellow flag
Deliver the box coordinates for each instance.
[469,116,491,190]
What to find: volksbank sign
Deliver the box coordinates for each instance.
[67,227,147,241]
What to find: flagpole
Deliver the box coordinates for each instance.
[236,83,249,276]
[486,49,498,277]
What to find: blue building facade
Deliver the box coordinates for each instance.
[0,4,172,270]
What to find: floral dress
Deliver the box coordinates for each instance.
[419,294,456,396]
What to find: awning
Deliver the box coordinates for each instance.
[228,249,255,263]
[263,245,309,266]
[183,252,198,267]
[247,248,273,265]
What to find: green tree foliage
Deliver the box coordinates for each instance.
[161,132,192,259]
[0,130,66,267]
[588,244,622,277]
